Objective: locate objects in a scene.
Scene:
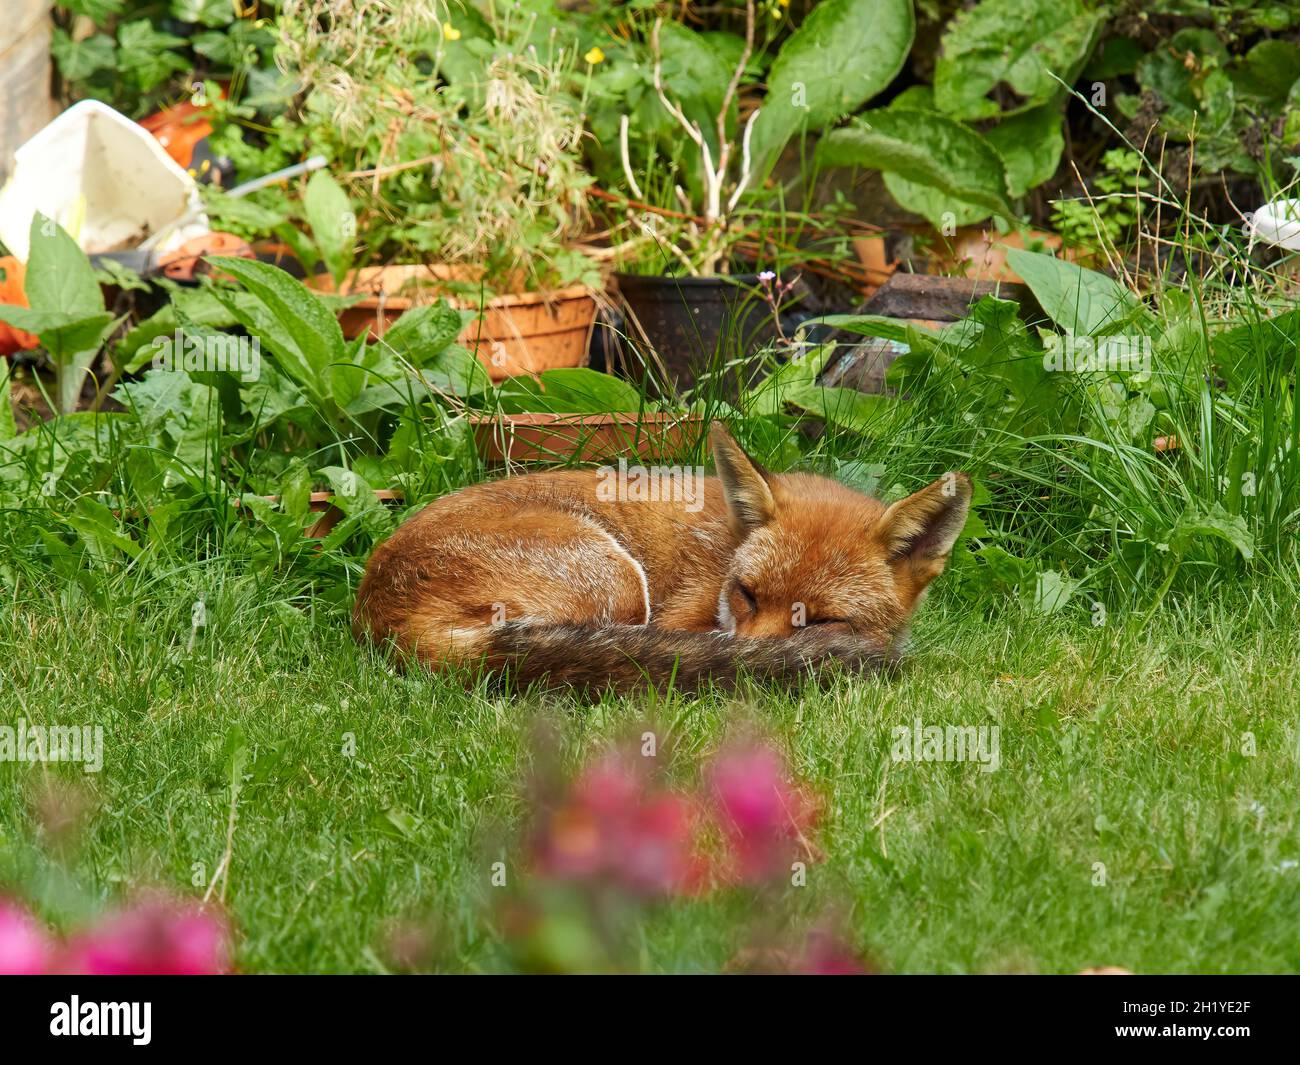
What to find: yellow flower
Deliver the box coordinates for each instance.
[777,0,790,6]
[584,46,605,65]
[442,22,461,41]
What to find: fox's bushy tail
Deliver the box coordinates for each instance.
[484,621,895,691]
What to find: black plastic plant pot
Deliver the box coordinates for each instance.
[614,272,767,394]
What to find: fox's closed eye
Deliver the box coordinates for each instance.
[737,584,758,611]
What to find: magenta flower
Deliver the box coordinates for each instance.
[608,793,701,894]
[709,743,817,883]
[536,755,704,895]
[0,899,53,975]
[65,899,230,975]
[797,930,873,975]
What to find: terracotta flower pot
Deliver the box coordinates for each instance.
[313,265,597,381]
[469,412,705,464]
[928,227,1068,283]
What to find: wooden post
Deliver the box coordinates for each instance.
[0,1,58,185]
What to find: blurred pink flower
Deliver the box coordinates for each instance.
[572,756,642,818]
[0,899,53,975]
[611,794,701,894]
[709,744,818,883]
[536,755,704,895]
[797,931,872,975]
[64,899,230,975]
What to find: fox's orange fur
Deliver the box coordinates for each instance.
[353,423,971,689]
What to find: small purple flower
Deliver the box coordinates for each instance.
[758,270,776,282]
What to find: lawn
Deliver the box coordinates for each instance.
[5,0,1300,980]
[5,564,1298,973]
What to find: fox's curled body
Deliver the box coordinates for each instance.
[353,424,971,690]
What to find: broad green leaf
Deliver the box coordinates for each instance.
[171,382,224,476]
[883,173,993,229]
[934,0,1104,120]
[381,301,470,363]
[58,497,142,564]
[24,214,104,319]
[61,1,126,19]
[976,545,1036,588]
[239,493,305,551]
[949,295,1051,403]
[1233,40,1300,107]
[303,171,355,286]
[51,29,116,82]
[744,344,838,416]
[43,314,115,371]
[493,368,645,414]
[201,189,289,233]
[1082,35,1144,80]
[658,21,736,125]
[868,85,1006,224]
[1005,248,1146,335]
[239,364,310,431]
[279,459,313,523]
[319,465,376,513]
[318,465,394,537]
[113,366,190,434]
[809,314,940,345]
[985,105,1065,198]
[1169,504,1254,562]
[419,346,491,398]
[832,458,889,496]
[345,377,433,417]
[783,382,892,433]
[18,215,112,412]
[752,0,914,174]
[116,20,188,92]
[1032,569,1079,615]
[170,0,232,28]
[120,288,256,373]
[0,306,113,352]
[207,256,354,407]
[817,109,1016,220]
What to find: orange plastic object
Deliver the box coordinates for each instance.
[139,100,216,172]
[0,256,39,356]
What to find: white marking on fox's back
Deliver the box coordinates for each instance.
[586,523,651,625]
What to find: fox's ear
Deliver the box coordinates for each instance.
[877,473,971,575]
[711,421,775,534]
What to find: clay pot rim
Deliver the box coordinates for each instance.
[468,411,698,427]
[614,271,763,288]
[313,270,597,312]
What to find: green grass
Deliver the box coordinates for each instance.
[5,566,1300,973]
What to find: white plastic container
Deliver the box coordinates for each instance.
[0,99,207,260]
[1246,199,1300,252]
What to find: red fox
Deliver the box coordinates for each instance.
[353,422,970,689]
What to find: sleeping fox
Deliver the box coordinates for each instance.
[353,422,971,690]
